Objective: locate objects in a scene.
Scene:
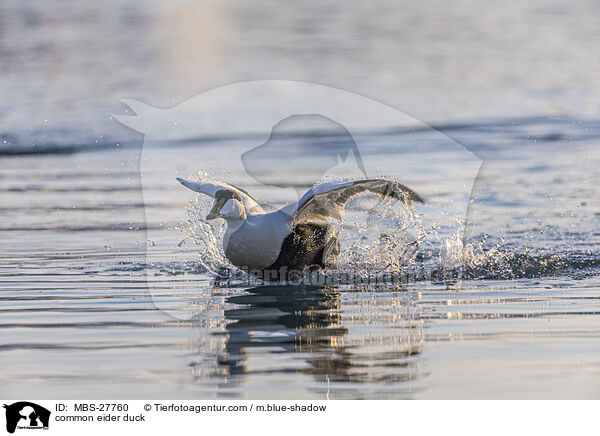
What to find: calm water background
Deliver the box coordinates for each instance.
[1,0,599,399]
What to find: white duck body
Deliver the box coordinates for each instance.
[223,211,294,271]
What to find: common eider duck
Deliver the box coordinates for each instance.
[177,177,424,280]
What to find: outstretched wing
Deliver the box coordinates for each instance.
[289,179,424,224]
[176,177,266,214]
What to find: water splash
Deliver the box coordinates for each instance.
[335,193,428,276]
[179,172,232,275]
[174,176,598,283]
[439,228,465,277]
[179,176,432,280]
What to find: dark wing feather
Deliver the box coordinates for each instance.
[293,179,424,224]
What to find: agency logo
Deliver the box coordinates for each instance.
[114,80,481,318]
[3,402,50,434]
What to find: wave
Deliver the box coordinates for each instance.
[2,114,598,156]
[106,248,599,284]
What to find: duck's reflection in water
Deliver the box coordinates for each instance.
[207,284,425,399]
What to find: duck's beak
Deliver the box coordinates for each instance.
[206,198,226,220]
[205,211,219,220]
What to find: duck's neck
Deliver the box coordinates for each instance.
[222,217,245,251]
[224,217,244,233]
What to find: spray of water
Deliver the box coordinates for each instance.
[175,176,595,283]
[180,172,232,275]
[179,176,434,281]
[334,193,428,277]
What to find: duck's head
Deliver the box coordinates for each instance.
[206,190,246,221]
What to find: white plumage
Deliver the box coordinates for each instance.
[177,177,424,279]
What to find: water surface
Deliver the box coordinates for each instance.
[2,115,599,399]
[1,0,599,399]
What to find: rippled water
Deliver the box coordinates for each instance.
[1,0,599,399]
[2,115,599,399]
